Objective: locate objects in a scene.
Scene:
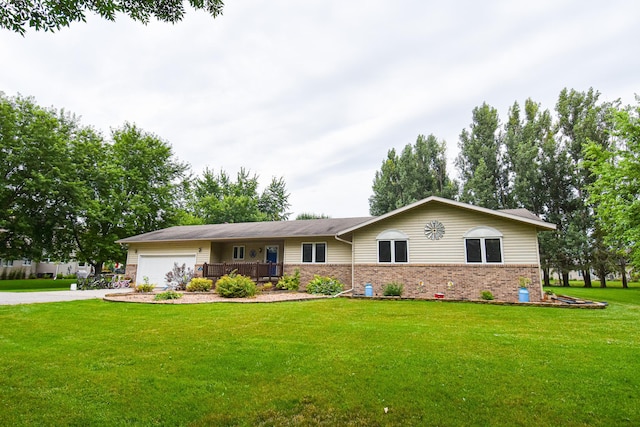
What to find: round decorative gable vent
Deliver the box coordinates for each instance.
[424,220,445,240]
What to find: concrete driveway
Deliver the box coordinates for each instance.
[0,288,133,305]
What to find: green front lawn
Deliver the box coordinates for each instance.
[0,278,75,292]
[0,288,638,426]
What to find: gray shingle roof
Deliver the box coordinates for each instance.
[498,208,545,222]
[117,217,373,243]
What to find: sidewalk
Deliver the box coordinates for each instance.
[0,288,133,305]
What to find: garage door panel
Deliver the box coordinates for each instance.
[137,255,196,287]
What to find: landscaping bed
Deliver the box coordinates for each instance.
[104,290,328,304]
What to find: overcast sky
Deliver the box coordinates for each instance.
[2,1,639,218]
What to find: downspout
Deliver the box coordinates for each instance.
[333,234,354,297]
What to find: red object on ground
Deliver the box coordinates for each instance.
[434,293,445,299]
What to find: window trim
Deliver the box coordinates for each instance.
[376,229,409,263]
[301,242,327,263]
[1,259,14,268]
[463,227,503,264]
[232,245,245,260]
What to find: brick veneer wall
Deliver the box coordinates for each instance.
[284,264,352,291]
[125,264,137,283]
[353,264,542,302]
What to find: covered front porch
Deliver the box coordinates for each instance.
[202,261,284,283]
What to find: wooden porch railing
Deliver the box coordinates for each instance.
[202,262,284,283]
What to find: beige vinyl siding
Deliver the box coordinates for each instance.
[126,241,210,265]
[352,203,540,264]
[216,241,283,263]
[283,238,352,264]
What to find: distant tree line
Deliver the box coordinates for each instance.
[369,88,639,288]
[0,93,289,274]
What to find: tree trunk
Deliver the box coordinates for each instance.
[562,272,570,287]
[582,270,592,288]
[91,261,103,276]
[598,268,607,288]
[620,259,629,289]
[598,271,607,288]
[543,268,551,287]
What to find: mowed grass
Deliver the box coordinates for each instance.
[0,289,639,426]
[0,279,75,292]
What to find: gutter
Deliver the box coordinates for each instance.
[333,234,354,297]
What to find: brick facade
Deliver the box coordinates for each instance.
[125,264,137,282]
[285,263,352,291]
[353,264,542,302]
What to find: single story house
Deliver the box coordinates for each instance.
[117,196,556,302]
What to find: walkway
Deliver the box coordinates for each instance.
[0,288,133,305]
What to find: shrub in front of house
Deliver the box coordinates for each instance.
[215,273,257,298]
[154,290,182,301]
[186,277,213,292]
[164,263,194,290]
[135,276,155,293]
[135,283,155,293]
[383,282,404,297]
[306,275,344,295]
[276,269,300,291]
[480,290,494,300]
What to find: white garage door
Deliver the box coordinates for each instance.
[137,255,196,287]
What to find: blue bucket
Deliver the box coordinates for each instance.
[365,283,373,297]
[518,288,529,303]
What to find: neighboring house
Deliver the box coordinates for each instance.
[0,258,91,278]
[118,197,555,302]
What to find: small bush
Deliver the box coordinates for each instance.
[165,263,195,290]
[216,273,257,298]
[186,277,213,292]
[261,283,273,291]
[383,282,404,297]
[136,283,155,293]
[276,269,300,291]
[154,290,182,301]
[480,290,494,300]
[306,275,344,295]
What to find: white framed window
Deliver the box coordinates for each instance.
[464,227,503,263]
[232,246,245,260]
[22,259,32,266]
[302,242,326,263]
[376,230,409,263]
[1,259,14,267]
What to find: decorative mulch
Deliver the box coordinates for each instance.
[103,291,329,304]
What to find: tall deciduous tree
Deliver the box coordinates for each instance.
[503,99,553,214]
[456,103,508,209]
[553,88,617,287]
[258,177,291,221]
[586,98,640,282]
[0,0,224,35]
[187,168,290,224]
[369,134,457,215]
[0,94,79,261]
[68,123,188,274]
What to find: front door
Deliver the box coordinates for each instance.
[265,245,278,275]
